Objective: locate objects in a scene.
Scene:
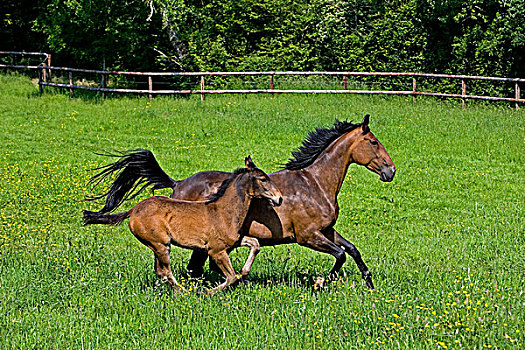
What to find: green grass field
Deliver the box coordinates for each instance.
[0,73,523,349]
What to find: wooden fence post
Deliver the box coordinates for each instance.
[69,71,73,98]
[270,74,274,97]
[461,79,466,109]
[148,76,153,102]
[101,72,106,99]
[47,54,51,80]
[344,75,348,90]
[412,76,417,104]
[200,75,205,101]
[38,68,43,94]
[42,64,47,83]
[516,83,520,110]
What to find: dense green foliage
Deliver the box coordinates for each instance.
[2,0,524,77]
[0,74,523,348]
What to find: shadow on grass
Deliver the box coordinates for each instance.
[135,263,365,295]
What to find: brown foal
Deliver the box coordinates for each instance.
[84,157,282,292]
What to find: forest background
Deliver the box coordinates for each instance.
[1,0,524,78]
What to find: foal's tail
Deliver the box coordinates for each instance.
[83,210,130,226]
[86,149,178,213]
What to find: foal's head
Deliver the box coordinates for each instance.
[242,156,283,207]
[351,114,396,182]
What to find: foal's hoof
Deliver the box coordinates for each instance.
[206,287,222,296]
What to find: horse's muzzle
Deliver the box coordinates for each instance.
[380,166,396,182]
[270,196,283,207]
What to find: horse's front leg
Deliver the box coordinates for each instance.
[324,228,374,289]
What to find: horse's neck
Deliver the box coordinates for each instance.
[303,131,358,200]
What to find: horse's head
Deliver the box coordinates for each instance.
[244,156,283,206]
[351,115,396,182]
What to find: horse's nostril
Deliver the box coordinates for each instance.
[271,196,283,207]
[380,167,395,182]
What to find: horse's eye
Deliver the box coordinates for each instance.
[370,140,378,146]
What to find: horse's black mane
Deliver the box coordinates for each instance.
[206,167,250,203]
[283,120,362,170]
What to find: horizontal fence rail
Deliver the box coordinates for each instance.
[0,51,51,81]
[1,51,523,109]
[0,51,49,61]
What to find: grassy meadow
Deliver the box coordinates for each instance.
[0,73,523,349]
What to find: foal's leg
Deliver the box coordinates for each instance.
[324,228,374,289]
[239,237,260,276]
[207,250,242,293]
[151,243,179,288]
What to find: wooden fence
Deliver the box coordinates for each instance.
[1,51,523,109]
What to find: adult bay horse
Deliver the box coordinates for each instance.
[84,157,283,292]
[87,114,395,288]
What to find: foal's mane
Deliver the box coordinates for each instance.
[206,167,250,204]
[283,120,362,170]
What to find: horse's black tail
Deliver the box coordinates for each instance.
[83,210,130,226]
[86,149,178,213]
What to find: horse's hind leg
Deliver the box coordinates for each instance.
[239,237,260,276]
[302,230,347,281]
[208,250,242,293]
[187,249,224,277]
[187,249,208,278]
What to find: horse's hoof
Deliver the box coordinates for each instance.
[314,277,325,290]
[362,271,374,289]
[366,280,374,289]
[188,269,205,279]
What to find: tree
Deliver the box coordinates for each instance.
[34,0,162,70]
[0,1,45,53]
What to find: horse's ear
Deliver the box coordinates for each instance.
[362,114,370,134]
[245,155,256,169]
